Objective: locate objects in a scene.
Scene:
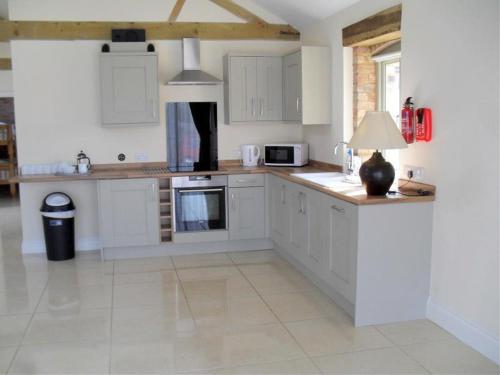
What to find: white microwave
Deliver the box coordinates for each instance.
[264,144,309,167]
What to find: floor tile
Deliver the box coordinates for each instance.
[262,290,350,322]
[48,267,113,288]
[0,346,16,375]
[401,339,499,374]
[9,341,110,374]
[37,284,112,313]
[112,304,195,344]
[23,308,111,345]
[177,265,240,281]
[376,319,455,346]
[214,358,321,374]
[0,287,44,315]
[245,271,315,296]
[113,270,178,285]
[172,253,233,269]
[188,295,278,329]
[113,281,185,309]
[286,317,393,356]
[0,270,48,292]
[182,275,258,302]
[0,314,31,347]
[237,259,297,277]
[227,250,280,265]
[312,347,429,374]
[114,256,173,274]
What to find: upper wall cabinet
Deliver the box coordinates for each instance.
[100,52,159,126]
[224,54,283,124]
[283,47,331,125]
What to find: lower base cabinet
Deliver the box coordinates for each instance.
[269,175,433,327]
[229,186,265,240]
[98,178,160,248]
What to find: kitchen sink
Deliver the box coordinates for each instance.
[291,172,361,188]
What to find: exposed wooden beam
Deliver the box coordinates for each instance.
[168,0,186,22]
[210,0,266,24]
[0,58,11,70]
[0,20,300,41]
[343,4,402,47]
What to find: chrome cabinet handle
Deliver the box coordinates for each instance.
[251,97,256,117]
[300,192,306,215]
[231,193,236,210]
[260,98,264,118]
[236,179,255,184]
[178,188,224,193]
[151,99,157,119]
[331,205,345,214]
[296,97,300,113]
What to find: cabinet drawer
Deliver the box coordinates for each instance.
[228,174,265,188]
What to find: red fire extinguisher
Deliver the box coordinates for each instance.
[401,97,415,144]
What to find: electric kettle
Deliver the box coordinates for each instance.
[240,144,260,167]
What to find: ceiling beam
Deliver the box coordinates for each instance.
[0,58,11,70]
[209,0,266,24]
[342,4,401,47]
[0,20,300,41]
[168,0,186,22]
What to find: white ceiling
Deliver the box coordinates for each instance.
[251,0,360,29]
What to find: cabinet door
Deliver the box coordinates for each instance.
[257,57,283,121]
[270,177,290,248]
[229,187,265,240]
[283,51,302,122]
[229,57,257,122]
[289,186,308,261]
[100,54,159,125]
[306,190,328,269]
[328,198,357,302]
[99,178,159,248]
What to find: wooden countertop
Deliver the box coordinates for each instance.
[12,161,435,206]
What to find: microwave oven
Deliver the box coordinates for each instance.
[264,144,309,167]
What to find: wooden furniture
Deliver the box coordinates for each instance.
[0,124,17,196]
[98,178,160,248]
[228,174,266,240]
[224,54,283,123]
[283,47,331,125]
[269,174,433,326]
[100,52,159,126]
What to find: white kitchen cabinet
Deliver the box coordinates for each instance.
[229,187,265,240]
[98,178,160,248]
[269,175,433,327]
[269,175,290,249]
[100,53,159,126]
[224,54,283,123]
[283,47,331,125]
[289,184,308,261]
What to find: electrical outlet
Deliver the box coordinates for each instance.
[135,152,148,162]
[403,165,425,180]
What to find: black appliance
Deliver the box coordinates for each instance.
[167,102,218,173]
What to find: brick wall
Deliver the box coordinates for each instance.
[353,46,377,128]
[0,97,15,125]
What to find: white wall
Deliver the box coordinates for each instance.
[301,0,500,362]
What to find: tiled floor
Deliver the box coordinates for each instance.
[0,197,499,374]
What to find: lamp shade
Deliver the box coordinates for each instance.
[348,111,408,150]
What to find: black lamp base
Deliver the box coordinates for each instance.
[359,151,395,196]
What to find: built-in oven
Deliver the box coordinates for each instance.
[172,175,228,233]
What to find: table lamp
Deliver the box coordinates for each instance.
[348,111,408,196]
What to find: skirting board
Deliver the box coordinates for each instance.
[427,298,500,364]
[22,237,101,254]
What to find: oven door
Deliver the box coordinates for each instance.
[174,187,227,232]
[265,146,295,165]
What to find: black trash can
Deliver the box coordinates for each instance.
[40,192,76,261]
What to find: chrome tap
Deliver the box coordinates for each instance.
[334,142,354,175]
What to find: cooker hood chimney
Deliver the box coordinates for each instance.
[168,38,223,85]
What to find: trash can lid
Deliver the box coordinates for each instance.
[40,192,75,213]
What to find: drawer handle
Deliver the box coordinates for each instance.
[331,205,345,214]
[236,179,255,183]
[231,193,236,210]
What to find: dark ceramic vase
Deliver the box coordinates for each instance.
[359,151,395,196]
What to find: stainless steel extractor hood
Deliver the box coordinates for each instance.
[168,38,223,85]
